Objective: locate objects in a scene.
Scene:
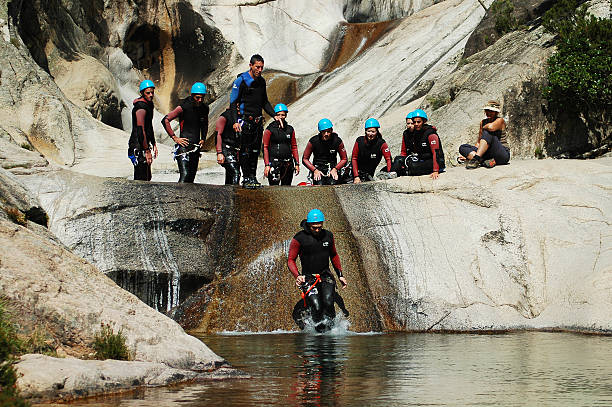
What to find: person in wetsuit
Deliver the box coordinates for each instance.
[229,54,280,188]
[216,108,242,185]
[288,209,348,332]
[263,103,300,185]
[161,82,209,183]
[459,100,510,169]
[128,80,158,181]
[302,119,348,185]
[351,118,392,183]
[391,109,445,179]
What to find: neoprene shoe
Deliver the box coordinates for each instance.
[482,158,496,168]
[466,158,481,169]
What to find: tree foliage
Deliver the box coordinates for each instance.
[543,1,612,116]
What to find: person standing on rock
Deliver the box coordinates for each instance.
[229,54,280,188]
[288,209,348,332]
[162,82,209,183]
[302,119,348,185]
[391,109,444,179]
[129,80,158,181]
[263,103,300,185]
[351,118,392,183]
[459,100,510,169]
[216,108,242,185]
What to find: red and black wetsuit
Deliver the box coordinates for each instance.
[302,133,348,185]
[263,120,299,185]
[216,110,241,185]
[351,134,392,180]
[393,124,445,176]
[288,220,344,330]
[129,97,156,181]
[162,96,209,183]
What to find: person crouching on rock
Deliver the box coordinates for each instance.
[162,82,209,183]
[302,119,348,185]
[128,80,158,181]
[263,103,300,185]
[288,209,348,332]
[459,100,510,169]
[351,118,392,183]
[391,109,445,179]
[216,108,242,185]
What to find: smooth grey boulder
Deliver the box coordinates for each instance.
[16,354,244,403]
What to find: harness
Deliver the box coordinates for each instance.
[173,143,201,161]
[300,274,321,307]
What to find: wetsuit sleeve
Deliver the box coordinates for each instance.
[302,142,316,172]
[291,130,299,165]
[329,237,343,278]
[335,142,348,170]
[161,106,183,138]
[381,142,392,171]
[401,137,407,157]
[263,129,272,166]
[351,142,360,177]
[229,77,243,124]
[428,133,441,173]
[135,109,149,149]
[262,85,275,117]
[201,105,209,142]
[287,238,301,278]
[215,116,227,153]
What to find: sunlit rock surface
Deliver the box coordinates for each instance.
[16,354,242,403]
[337,158,612,332]
[22,158,612,333]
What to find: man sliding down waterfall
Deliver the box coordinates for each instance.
[288,209,349,332]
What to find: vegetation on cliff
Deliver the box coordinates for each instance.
[543,0,611,150]
[0,302,29,407]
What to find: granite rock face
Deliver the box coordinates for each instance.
[0,218,224,367]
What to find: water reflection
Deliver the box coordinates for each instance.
[46,332,612,407]
[290,335,347,406]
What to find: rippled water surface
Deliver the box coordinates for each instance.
[60,331,612,406]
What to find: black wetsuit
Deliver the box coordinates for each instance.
[393,124,445,176]
[288,220,344,332]
[129,97,156,181]
[162,96,209,183]
[229,71,275,183]
[216,110,242,185]
[263,120,299,185]
[352,135,392,181]
[302,133,348,185]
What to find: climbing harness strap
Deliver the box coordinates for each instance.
[301,274,321,307]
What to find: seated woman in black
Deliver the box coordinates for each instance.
[351,118,392,183]
[302,118,348,185]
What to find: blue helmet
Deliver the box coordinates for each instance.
[365,118,380,129]
[306,209,325,223]
[406,111,415,119]
[412,109,428,121]
[190,82,207,95]
[139,80,155,92]
[318,118,333,132]
[274,103,288,113]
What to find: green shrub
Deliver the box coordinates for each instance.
[20,327,56,357]
[4,207,27,226]
[426,95,450,111]
[0,301,29,407]
[19,143,33,151]
[534,146,545,159]
[490,0,518,36]
[93,323,130,361]
[543,2,612,116]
